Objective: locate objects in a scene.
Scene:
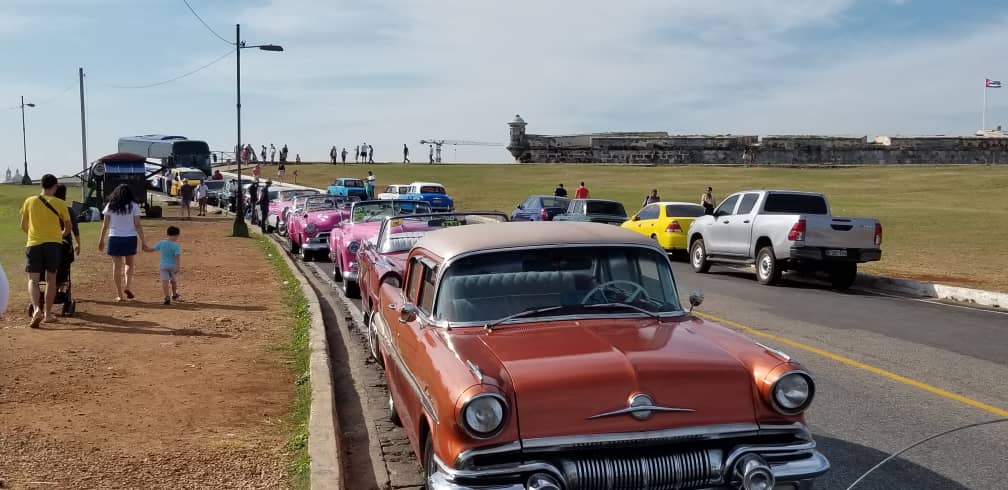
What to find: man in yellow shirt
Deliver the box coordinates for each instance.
[20,174,71,328]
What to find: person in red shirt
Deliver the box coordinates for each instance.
[575,181,590,199]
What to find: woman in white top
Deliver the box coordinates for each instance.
[97,184,149,301]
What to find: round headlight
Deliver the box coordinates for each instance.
[772,372,814,414]
[347,240,361,255]
[462,394,506,437]
[305,223,318,234]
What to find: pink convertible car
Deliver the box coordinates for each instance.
[328,200,430,297]
[267,188,319,234]
[287,195,355,261]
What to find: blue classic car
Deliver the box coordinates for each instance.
[401,181,454,211]
[328,178,368,199]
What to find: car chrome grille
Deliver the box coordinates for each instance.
[560,449,720,490]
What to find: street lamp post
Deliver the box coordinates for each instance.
[20,96,36,185]
[232,23,283,238]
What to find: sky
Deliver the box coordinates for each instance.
[1,0,1007,176]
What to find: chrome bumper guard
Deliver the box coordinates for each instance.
[430,425,829,490]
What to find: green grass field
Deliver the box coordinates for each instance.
[268,163,1007,292]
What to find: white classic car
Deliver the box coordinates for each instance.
[377,184,411,200]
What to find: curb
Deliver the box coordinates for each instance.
[262,232,343,489]
[856,273,1005,309]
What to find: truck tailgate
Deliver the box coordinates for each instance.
[804,215,879,250]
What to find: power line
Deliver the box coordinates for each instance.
[101,48,235,89]
[182,0,233,45]
[5,81,78,110]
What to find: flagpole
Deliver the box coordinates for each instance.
[982,82,987,131]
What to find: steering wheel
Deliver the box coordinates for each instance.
[580,280,649,304]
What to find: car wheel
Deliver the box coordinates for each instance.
[389,392,402,427]
[756,246,781,285]
[333,259,343,282]
[289,235,300,255]
[300,243,313,262]
[343,277,360,299]
[422,433,436,489]
[690,238,711,273]
[366,311,383,367]
[828,263,858,289]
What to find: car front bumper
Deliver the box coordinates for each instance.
[302,238,329,252]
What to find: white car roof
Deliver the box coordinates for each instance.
[411,181,445,187]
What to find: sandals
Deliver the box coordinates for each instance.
[124,289,135,299]
[28,313,43,329]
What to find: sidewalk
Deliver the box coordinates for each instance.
[0,216,293,489]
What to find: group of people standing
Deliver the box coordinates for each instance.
[240,143,289,165]
[330,142,375,164]
[552,181,718,214]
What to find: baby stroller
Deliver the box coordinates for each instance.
[27,241,77,317]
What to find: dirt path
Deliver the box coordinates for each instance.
[0,215,293,489]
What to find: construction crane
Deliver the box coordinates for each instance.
[419,139,504,164]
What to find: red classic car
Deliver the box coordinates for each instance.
[267,188,319,233]
[327,200,432,298]
[371,221,829,490]
[286,195,354,261]
[357,212,509,357]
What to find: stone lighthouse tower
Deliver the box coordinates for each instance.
[507,114,529,162]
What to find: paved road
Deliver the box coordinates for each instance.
[277,222,1008,489]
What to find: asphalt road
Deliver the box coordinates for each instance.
[287,232,1008,489]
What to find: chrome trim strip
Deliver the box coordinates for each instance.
[587,404,696,420]
[435,454,564,481]
[756,342,791,361]
[373,312,440,424]
[455,441,523,470]
[466,360,484,384]
[522,422,761,451]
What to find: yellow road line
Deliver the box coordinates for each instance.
[695,311,1008,418]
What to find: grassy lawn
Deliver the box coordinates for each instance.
[268,162,1008,292]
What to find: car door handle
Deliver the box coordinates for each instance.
[743,220,750,223]
[722,220,730,224]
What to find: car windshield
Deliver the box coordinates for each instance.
[540,197,569,208]
[586,201,626,216]
[665,204,706,217]
[420,185,446,194]
[379,213,508,253]
[204,181,225,190]
[180,171,205,180]
[339,179,364,187]
[281,189,319,201]
[352,201,431,223]
[434,246,682,324]
[305,197,339,211]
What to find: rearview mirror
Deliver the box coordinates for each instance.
[688,289,704,312]
[398,303,419,323]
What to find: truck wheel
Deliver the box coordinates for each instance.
[829,263,858,289]
[756,246,781,285]
[690,239,711,273]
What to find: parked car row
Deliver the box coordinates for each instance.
[241,175,844,489]
[509,190,882,290]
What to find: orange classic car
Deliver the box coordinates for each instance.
[373,221,829,490]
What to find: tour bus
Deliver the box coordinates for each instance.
[117,135,212,176]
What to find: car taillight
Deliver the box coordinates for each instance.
[874,223,882,246]
[540,208,549,220]
[665,220,683,233]
[787,219,806,241]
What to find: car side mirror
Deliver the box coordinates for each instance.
[302,213,309,219]
[632,215,640,221]
[517,204,523,209]
[688,289,704,312]
[397,303,419,323]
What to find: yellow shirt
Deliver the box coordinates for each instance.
[21,195,70,247]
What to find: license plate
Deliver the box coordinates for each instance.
[826,249,848,257]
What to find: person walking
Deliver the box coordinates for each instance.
[260,145,267,163]
[642,189,661,207]
[701,186,716,215]
[196,180,209,216]
[360,143,368,163]
[53,184,82,260]
[429,144,434,164]
[575,182,590,199]
[354,145,360,164]
[98,184,149,303]
[252,163,262,179]
[403,144,410,164]
[179,180,194,220]
[365,170,376,199]
[259,182,272,233]
[226,178,239,213]
[270,143,277,164]
[554,183,567,197]
[277,161,286,183]
[295,153,301,164]
[330,146,338,164]
[247,180,259,223]
[20,174,71,327]
[368,144,375,163]
[341,147,348,164]
[280,144,289,163]
[147,226,182,305]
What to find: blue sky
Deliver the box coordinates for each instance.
[2,0,1007,176]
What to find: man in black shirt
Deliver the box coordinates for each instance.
[554,183,568,197]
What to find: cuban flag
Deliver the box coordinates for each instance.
[987,79,1002,88]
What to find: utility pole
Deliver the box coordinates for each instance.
[233,23,249,237]
[20,96,34,185]
[79,67,88,202]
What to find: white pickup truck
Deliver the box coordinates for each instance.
[687,190,882,289]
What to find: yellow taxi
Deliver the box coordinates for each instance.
[168,167,207,196]
[622,201,708,254]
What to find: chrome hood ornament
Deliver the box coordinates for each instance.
[588,393,695,421]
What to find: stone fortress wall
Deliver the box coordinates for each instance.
[505,116,1008,165]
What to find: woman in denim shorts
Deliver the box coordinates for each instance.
[97,185,150,301]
